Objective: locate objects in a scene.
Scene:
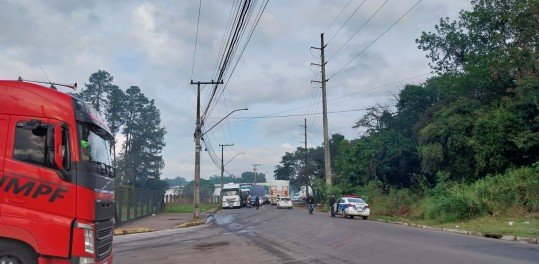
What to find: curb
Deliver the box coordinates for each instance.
[114,227,157,236]
[114,210,219,235]
[374,219,538,244]
[175,210,217,229]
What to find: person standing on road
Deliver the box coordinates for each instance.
[329,194,336,217]
[306,195,314,215]
[255,196,260,210]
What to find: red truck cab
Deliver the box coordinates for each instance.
[0,80,114,264]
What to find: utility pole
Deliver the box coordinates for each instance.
[219,143,234,196]
[300,118,309,196]
[252,164,261,184]
[190,79,223,221]
[311,33,332,187]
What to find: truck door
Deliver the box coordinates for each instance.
[0,115,8,223]
[2,116,76,257]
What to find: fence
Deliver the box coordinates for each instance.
[114,186,165,226]
[163,194,214,209]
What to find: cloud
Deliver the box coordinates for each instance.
[0,0,472,184]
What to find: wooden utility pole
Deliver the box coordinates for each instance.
[300,118,309,196]
[311,33,332,186]
[190,80,222,220]
[220,143,234,195]
[252,164,261,184]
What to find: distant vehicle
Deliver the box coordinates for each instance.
[277,197,293,209]
[298,186,313,199]
[221,183,242,209]
[333,196,370,220]
[250,185,265,206]
[291,193,301,202]
[269,180,290,205]
[239,183,252,206]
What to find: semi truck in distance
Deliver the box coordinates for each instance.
[221,183,242,208]
[0,79,115,264]
[269,180,290,205]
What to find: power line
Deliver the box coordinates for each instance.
[326,0,368,46]
[205,0,269,121]
[190,0,202,81]
[234,107,386,120]
[327,0,389,62]
[329,0,424,80]
[323,0,354,34]
[229,73,428,122]
[202,0,252,120]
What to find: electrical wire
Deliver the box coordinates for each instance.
[228,73,429,122]
[190,0,202,81]
[329,0,424,80]
[327,0,389,62]
[202,0,253,120]
[205,0,268,121]
[324,0,354,34]
[326,0,368,46]
[234,107,389,120]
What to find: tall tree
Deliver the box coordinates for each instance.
[79,70,114,113]
[117,86,166,188]
[104,85,127,162]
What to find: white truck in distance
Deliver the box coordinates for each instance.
[269,180,290,205]
[221,183,241,208]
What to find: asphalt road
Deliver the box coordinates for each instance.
[113,205,539,264]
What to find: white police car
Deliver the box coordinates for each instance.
[333,196,370,220]
[277,197,293,209]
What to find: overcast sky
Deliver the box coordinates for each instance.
[0,0,471,181]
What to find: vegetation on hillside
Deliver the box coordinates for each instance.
[274,0,538,223]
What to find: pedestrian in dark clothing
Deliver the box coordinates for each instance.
[255,196,260,210]
[306,195,314,215]
[329,194,336,217]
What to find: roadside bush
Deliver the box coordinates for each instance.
[359,183,420,217]
[422,183,486,222]
[421,164,539,222]
[473,164,539,215]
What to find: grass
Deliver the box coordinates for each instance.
[433,215,539,237]
[165,203,221,213]
[372,214,539,237]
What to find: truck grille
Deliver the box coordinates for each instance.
[95,219,113,261]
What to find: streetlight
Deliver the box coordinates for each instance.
[202,108,248,136]
[193,107,247,220]
[221,151,245,195]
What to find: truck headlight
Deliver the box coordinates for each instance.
[76,222,95,254]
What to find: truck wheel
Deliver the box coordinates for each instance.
[350,215,355,219]
[362,216,369,220]
[0,240,37,264]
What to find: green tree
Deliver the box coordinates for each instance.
[117,86,166,188]
[240,171,266,183]
[184,179,215,202]
[104,85,127,162]
[166,177,188,186]
[78,70,114,113]
[273,152,299,181]
[416,0,538,103]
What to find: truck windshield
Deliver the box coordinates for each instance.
[222,190,239,196]
[78,123,112,166]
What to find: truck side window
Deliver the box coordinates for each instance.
[13,122,48,167]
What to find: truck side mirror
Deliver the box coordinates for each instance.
[54,124,71,181]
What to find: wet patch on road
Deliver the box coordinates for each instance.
[193,241,230,250]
